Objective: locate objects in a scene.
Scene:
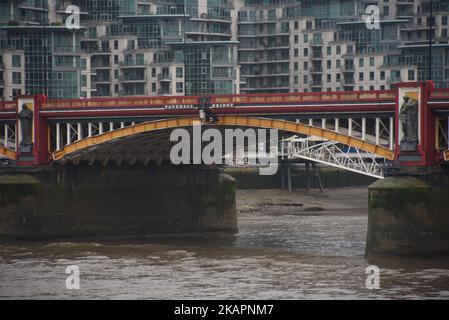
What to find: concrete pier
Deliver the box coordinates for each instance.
[366,175,449,256]
[0,166,238,240]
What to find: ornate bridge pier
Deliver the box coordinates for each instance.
[0,165,237,239]
[366,82,449,256]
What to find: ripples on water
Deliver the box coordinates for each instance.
[1,213,449,299]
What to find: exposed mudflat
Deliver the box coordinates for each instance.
[236,187,368,216]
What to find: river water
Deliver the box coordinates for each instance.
[1,207,449,299]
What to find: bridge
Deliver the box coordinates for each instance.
[1,81,448,178]
[1,81,449,256]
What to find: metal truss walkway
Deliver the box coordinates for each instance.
[281,138,389,179]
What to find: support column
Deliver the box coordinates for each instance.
[305,162,310,191]
[77,123,82,141]
[375,118,380,145]
[4,124,8,147]
[88,123,93,138]
[56,123,61,151]
[66,123,71,145]
[389,117,394,150]
[361,117,366,141]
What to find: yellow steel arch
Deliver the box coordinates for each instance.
[52,116,395,161]
[0,146,16,160]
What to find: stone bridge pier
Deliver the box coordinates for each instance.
[0,166,237,239]
[366,82,449,256]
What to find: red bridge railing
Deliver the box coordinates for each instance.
[0,101,16,110]
[40,90,396,109]
[3,88,449,111]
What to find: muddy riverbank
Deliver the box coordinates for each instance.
[237,187,368,217]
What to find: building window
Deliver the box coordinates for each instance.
[12,55,21,68]
[12,89,21,99]
[408,70,415,81]
[327,60,331,69]
[370,72,375,81]
[81,58,87,70]
[152,83,156,92]
[114,55,119,65]
[294,35,299,44]
[294,49,298,57]
[303,75,308,84]
[380,85,385,90]
[336,74,341,82]
[303,34,308,44]
[12,72,21,85]
[294,62,298,71]
[336,46,341,55]
[115,70,119,80]
[359,86,364,91]
[303,48,308,57]
[176,82,184,93]
[294,75,298,84]
[359,58,364,67]
[443,16,448,26]
[327,74,331,82]
[176,67,183,78]
[370,57,375,67]
[152,68,156,77]
[114,41,119,50]
[336,60,341,68]
[303,61,308,70]
[294,21,299,30]
[383,5,389,16]
[380,71,385,80]
[370,86,375,91]
[114,84,119,94]
[359,72,364,81]
[327,46,331,55]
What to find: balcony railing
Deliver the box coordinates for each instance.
[158,74,172,81]
[120,89,148,96]
[341,65,355,72]
[91,61,111,68]
[387,76,403,84]
[309,80,323,87]
[310,67,323,73]
[119,60,148,68]
[311,52,323,59]
[309,39,323,46]
[119,75,148,82]
[93,76,111,83]
[341,78,355,85]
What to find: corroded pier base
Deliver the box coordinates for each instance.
[367,175,449,256]
[0,166,237,239]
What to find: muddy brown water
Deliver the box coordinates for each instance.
[1,188,449,299]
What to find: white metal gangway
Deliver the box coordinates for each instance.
[280,136,388,179]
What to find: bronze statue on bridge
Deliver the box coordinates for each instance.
[399,96,419,152]
[18,103,33,153]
